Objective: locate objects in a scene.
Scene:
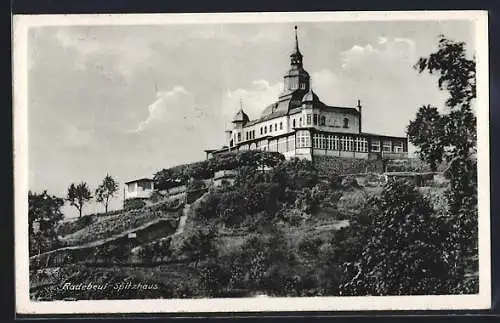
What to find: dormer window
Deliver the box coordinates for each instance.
[320,116,326,126]
[343,118,349,128]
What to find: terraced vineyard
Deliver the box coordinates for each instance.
[60,200,184,247]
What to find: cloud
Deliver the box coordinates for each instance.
[378,36,388,44]
[220,69,345,124]
[54,28,153,79]
[341,37,416,71]
[132,86,200,133]
[335,36,446,136]
[310,69,343,104]
[222,80,283,122]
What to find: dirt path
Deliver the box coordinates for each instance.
[173,204,189,236]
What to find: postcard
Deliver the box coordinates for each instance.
[13,10,490,314]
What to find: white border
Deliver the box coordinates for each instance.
[13,11,491,314]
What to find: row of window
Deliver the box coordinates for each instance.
[292,115,349,128]
[238,135,405,154]
[313,134,368,152]
[245,130,256,141]
[259,121,284,136]
[286,77,307,91]
[238,116,352,144]
[297,133,369,152]
[371,140,404,153]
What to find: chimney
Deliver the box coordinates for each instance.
[357,99,362,133]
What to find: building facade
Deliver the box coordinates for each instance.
[124,178,155,200]
[205,26,408,161]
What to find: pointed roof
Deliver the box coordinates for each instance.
[302,88,318,103]
[291,25,302,58]
[232,108,249,123]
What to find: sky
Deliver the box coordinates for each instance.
[26,18,475,218]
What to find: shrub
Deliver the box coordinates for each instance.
[341,179,455,296]
[198,260,231,297]
[124,198,146,210]
[298,236,324,258]
[341,176,360,189]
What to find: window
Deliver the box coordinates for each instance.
[371,140,380,152]
[320,134,326,149]
[127,183,135,193]
[252,130,255,139]
[269,125,272,133]
[300,83,306,89]
[394,143,403,152]
[260,127,263,135]
[320,116,326,126]
[347,137,354,151]
[313,114,318,126]
[280,122,283,130]
[307,114,312,125]
[278,138,287,153]
[275,123,277,131]
[299,117,302,126]
[297,131,311,148]
[343,118,349,128]
[357,138,368,152]
[264,127,267,134]
[313,133,320,148]
[293,119,296,128]
[237,132,241,142]
[383,141,392,152]
[246,132,248,141]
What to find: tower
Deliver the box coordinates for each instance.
[231,99,249,145]
[281,26,310,96]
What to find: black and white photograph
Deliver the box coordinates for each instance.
[13,11,490,313]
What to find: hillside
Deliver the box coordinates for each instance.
[30,152,477,300]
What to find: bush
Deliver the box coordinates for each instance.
[341,176,360,189]
[298,236,324,258]
[198,260,231,297]
[124,198,146,210]
[341,179,456,296]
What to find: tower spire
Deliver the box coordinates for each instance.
[290,25,303,67]
[294,25,300,53]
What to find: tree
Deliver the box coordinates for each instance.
[28,190,64,255]
[95,174,119,214]
[409,35,478,288]
[341,180,453,295]
[67,182,92,218]
[407,105,446,171]
[409,35,477,169]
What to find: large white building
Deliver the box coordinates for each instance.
[205,26,408,161]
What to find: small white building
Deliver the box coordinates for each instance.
[213,170,238,187]
[124,178,154,200]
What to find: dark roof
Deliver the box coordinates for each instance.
[302,89,317,102]
[246,110,288,126]
[125,178,153,184]
[232,109,250,123]
[361,132,407,139]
